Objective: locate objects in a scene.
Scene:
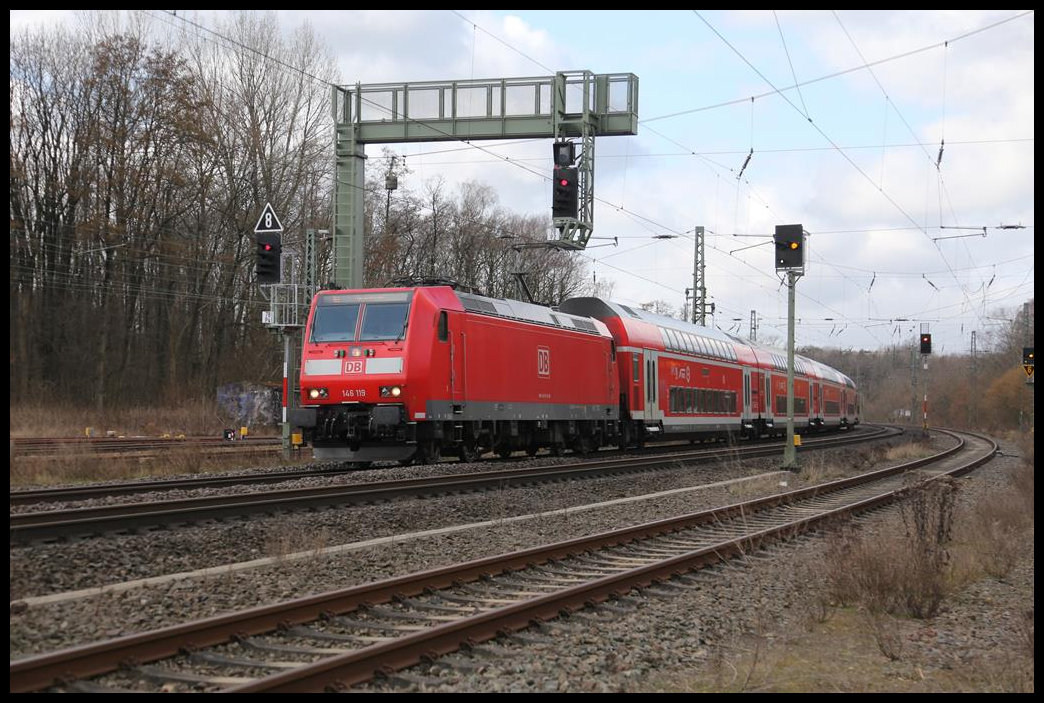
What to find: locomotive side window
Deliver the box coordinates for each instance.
[437,311,449,342]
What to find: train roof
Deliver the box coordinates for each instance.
[559,297,735,344]
[315,286,613,338]
[723,331,856,388]
[560,296,856,389]
[451,290,611,338]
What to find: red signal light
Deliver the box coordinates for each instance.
[255,233,281,284]
[552,166,579,218]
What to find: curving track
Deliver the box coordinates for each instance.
[10,428,997,693]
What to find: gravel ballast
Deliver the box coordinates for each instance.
[9,433,1033,692]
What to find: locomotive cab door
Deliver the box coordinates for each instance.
[447,312,465,408]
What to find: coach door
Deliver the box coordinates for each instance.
[749,370,762,416]
[645,349,662,423]
[765,374,774,422]
[743,369,751,419]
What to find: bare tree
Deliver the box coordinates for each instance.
[10,11,338,409]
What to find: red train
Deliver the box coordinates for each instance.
[291,284,859,465]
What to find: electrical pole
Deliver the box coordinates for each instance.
[910,344,918,427]
[1022,302,1030,431]
[691,226,714,325]
[969,331,977,428]
[1023,302,1034,431]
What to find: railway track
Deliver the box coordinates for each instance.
[9,466,361,508]
[10,435,280,457]
[9,426,875,507]
[10,425,899,544]
[9,428,997,693]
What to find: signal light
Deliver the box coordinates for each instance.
[1024,347,1035,365]
[256,232,281,284]
[552,166,579,219]
[773,224,804,270]
[920,333,932,355]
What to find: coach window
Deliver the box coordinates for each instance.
[437,311,449,341]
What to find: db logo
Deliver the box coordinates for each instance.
[537,347,551,377]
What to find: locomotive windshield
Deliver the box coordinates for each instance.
[311,291,412,343]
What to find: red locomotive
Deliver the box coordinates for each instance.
[292,284,858,465]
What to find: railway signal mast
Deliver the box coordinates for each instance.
[774,224,805,469]
[254,202,320,457]
[919,324,931,437]
[1024,347,1034,430]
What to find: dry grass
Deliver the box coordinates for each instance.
[663,603,1033,693]
[263,524,333,562]
[954,461,1034,580]
[724,473,789,500]
[816,476,961,620]
[882,438,936,462]
[9,444,308,487]
[796,452,849,484]
[9,399,271,439]
[9,401,293,486]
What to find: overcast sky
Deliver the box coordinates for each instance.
[11,10,1035,355]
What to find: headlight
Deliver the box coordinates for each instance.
[307,388,328,399]
[380,385,402,398]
